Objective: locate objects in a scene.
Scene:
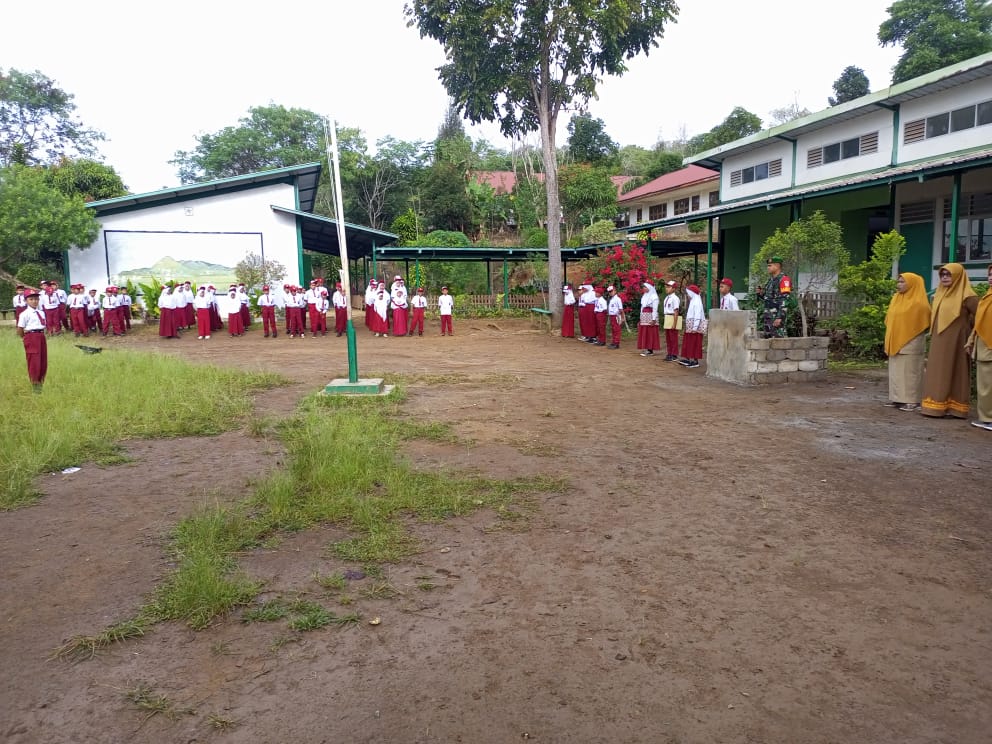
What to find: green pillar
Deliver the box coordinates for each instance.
[371,243,377,282]
[503,259,509,309]
[486,259,492,294]
[949,173,962,263]
[693,253,699,284]
[706,218,714,310]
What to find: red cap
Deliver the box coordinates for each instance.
[24,287,40,297]
[720,278,733,288]
[262,285,270,291]
[688,284,700,293]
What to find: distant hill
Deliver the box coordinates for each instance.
[119,256,233,280]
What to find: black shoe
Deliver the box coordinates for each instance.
[594,340,606,346]
[607,343,619,349]
[678,358,691,366]
[639,350,654,357]
[686,360,700,368]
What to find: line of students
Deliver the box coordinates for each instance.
[13,281,133,338]
[363,277,454,337]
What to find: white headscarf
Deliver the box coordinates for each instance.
[640,282,659,319]
[373,288,389,320]
[563,286,576,306]
[685,287,706,332]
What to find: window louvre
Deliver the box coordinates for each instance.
[691,195,700,211]
[674,198,690,216]
[900,200,935,224]
[649,203,667,220]
[807,147,823,168]
[709,190,720,206]
[904,119,925,144]
[768,159,782,178]
[730,170,742,187]
[859,131,879,154]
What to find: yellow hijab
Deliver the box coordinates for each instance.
[930,263,977,335]
[975,275,992,349]
[884,272,930,356]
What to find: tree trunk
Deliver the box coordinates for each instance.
[537,101,562,324]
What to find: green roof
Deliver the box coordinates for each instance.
[687,52,992,167]
[271,205,399,255]
[87,163,322,215]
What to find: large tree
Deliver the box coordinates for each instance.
[45,157,128,201]
[559,163,618,243]
[405,0,679,323]
[829,66,871,105]
[0,165,100,275]
[567,112,619,165]
[879,0,992,83]
[0,68,105,167]
[687,107,763,154]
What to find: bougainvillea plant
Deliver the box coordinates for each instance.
[575,240,668,325]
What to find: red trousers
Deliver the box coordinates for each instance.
[595,311,607,343]
[22,331,47,384]
[158,307,175,338]
[287,307,304,335]
[15,307,25,324]
[173,306,187,329]
[410,307,425,335]
[308,304,319,332]
[578,305,594,337]
[123,306,132,330]
[88,310,102,332]
[260,305,277,336]
[104,308,124,336]
[239,304,251,327]
[335,307,347,334]
[392,307,408,336]
[44,306,60,334]
[609,315,621,346]
[197,307,211,337]
[59,304,70,331]
[315,310,327,335]
[70,307,88,335]
[665,328,680,357]
[440,315,453,335]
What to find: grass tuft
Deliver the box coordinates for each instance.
[241,599,289,624]
[52,617,150,662]
[122,682,193,720]
[312,571,347,591]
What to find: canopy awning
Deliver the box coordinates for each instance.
[271,205,399,254]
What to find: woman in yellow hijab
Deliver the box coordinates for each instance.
[965,264,992,430]
[883,273,930,411]
[921,263,979,418]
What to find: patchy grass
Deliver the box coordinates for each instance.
[361,581,401,600]
[122,682,194,720]
[312,571,347,591]
[241,599,290,624]
[287,602,334,632]
[0,334,282,510]
[207,713,238,730]
[828,358,886,371]
[52,617,151,662]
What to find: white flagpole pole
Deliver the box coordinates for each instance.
[325,117,358,382]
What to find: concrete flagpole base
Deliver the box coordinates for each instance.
[323,378,393,396]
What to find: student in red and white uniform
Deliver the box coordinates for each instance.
[158,285,178,338]
[662,280,681,361]
[409,287,427,336]
[40,282,61,336]
[182,281,196,328]
[193,285,212,339]
[290,286,308,338]
[67,284,89,336]
[86,288,102,333]
[53,281,70,332]
[224,288,244,336]
[590,286,608,346]
[315,288,329,336]
[17,287,47,393]
[372,284,390,336]
[13,284,27,323]
[258,285,278,338]
[390,275,403,294]
[718,278,740,311]
[172,281,189,330]
[206,285,223,332]
[237,283,251,328]
[332,282,348,336]
[391,279,409,337]
[679,284,706,369]
[438,285,454,336]
[561,284,576,338]
[282,285,296,336]
[637,282,661,357]
[607,285,624,349]
[364,280,378,329]
[304,280,321,333]
[119,285,133,331]
[577,283,596,341]
[99,286,120,336]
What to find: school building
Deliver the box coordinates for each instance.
[633,52,992,292]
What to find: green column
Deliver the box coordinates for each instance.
[371,243,377,282]
[486,259,492,294]
[949,173,962,263]
[693,253,699,283]
[706,218,714,310]
[346,319,358,383]
[503,259,509,309]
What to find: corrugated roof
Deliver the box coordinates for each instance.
[686,52,992,167]
[618,165,719,203]
[271,205,398,255]
[87,163,322,214]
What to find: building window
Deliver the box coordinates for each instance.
[691,195,700,211]
[674,198,690,215]
[636,208,643,223]
[904,98,992,144]
[941,193,992,263]
[730,158,782,187]
[648,203,667,220]
[807,131,879,168]
[709,190,720,206]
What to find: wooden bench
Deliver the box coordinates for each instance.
[530,307,553,331]
[0,308,14,321]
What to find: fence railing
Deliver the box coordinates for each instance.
[351,292,548,310]
[806,292,858,319]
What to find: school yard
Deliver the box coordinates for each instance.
[1,319,989,744]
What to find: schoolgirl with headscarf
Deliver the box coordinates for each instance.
[883,272,930,411]
[577,283,597,340]
[373,285,390,336]
[921,263,978,418]
[679,284,705,368]
[637,282,661,357]
[158,285,177,339]
[965,264,992,429]
[561,285,576,338]
[364,280,378,330]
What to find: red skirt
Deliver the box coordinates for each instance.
[637,324,661,351]
[681,331,704,359]
[228,310,245,335]
[561,305,575,337]
[158,307,176,337]
[392,307,408,336]
[197,307,211,337]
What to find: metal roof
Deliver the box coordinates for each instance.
[618,165,719,203]
[87,163,323,214]
[687,52,992,168]
[633,147,992,233]
[363,240,715,261]
[271,205,399,255]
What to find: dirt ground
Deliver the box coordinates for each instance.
[1,318,990,744]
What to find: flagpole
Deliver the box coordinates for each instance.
[326,117,359,383]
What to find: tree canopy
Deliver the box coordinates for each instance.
[0,68,105,167]
[829,66,871,105]
[567,113,619,165]
[405,0,678,321]
[687,107,763,154]
[46,157,128,201]
[879,0,992,83]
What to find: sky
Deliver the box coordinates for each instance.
[4,0,904,193]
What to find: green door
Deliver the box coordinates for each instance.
[899,222,934,291]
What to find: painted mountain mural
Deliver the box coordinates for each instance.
[117,256,236,285]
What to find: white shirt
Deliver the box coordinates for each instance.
[55,288,68,304]
[594,296,608,312]
[158,291,175,310]
[332,290,348,309]
[391,287,408,309]
[305,288,320,305]
[563,289,576,306]
[17,306,46,331]
[13,293,27,309]
[663,293,680,315]
[411,294,427,309]
[365,285,377,305]
[720,293,740,311]
[68,293,87,309]
[41,292,60,311]
[318,295,330,313]
[578,288,596,307]
[222,293,241,316]
[121,292,132,307]
[438,294,454,316]
[237,288,250,306]
[173,289,188,309]
[87,294,99,311]
[258,292,277,307]
[193,292,211,309]
[103,294,118,310]
[608,295,623,316]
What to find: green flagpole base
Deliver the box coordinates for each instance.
[346,319,358,383]
[324,378,392,395]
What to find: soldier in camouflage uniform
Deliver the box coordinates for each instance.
[757,255,792,338]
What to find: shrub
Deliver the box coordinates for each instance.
[521,228,548,248]
[414,230,470,247]
[576,240,667,325]
[581,219,618,245]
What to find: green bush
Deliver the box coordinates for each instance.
[522,228,548,248]
[581,219,617,245]
[839,305,888,359]
[414,230,470,247]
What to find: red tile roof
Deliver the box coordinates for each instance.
[618,165,719,203]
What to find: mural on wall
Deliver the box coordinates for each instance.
[106,231,264,287]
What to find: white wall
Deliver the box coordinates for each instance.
[626,182,719,225]
[68,183,300,297]
[899,77,992,162]
[795,110,893,186]
[720,140,793,200]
